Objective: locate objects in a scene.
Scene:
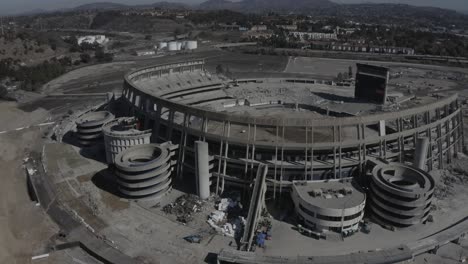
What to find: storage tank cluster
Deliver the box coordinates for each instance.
[114,143,178,200]
[158,41,167,50]
[185,40,197,50]
[167,41,178,51]
[158,40,197,51]
[75,111,115,146]
[102,117,152,164]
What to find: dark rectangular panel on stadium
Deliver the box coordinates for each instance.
[355,64,390,104]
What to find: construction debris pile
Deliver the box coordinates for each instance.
[162,194,204,224]
[434,159,468,199]
[207,198,245,237]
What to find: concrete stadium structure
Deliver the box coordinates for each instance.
[291,180,366,233]
[120,60,464,199]
[103,117,152,164]
[369,162,435,227]
[76,111,115,146]
[114,143,177,200]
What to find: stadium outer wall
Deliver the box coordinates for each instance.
[120,60,464,199]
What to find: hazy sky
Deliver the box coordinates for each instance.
[0,0,467,15]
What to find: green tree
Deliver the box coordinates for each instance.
[336,72,343,82]
[80,53,91,63]
[174,28,183,39]
[216,64,224,75]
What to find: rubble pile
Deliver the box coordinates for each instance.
[434,170,455,199]
[449,160,468,185]
[162,194,204,224]
[207,198,245,237]
[257,218,272,231]
[433,161,468,199]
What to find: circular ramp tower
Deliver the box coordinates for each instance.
[369,162,435,228]
[75,111,114,146]
[102,117,152,164]
[114,143,176,200]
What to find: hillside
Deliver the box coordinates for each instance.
[71,1,189,12]
[199,0,336,12]
[329,4,468,28]
[72,2,129,11]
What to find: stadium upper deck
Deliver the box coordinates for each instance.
[122,60,464,197]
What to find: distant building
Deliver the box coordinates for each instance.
[243,31,273,40]
[251,25,268,31]
[218,24,240,31]
[277,25,298,31]
[290,32,337,41]
[330,44,415,55]
[77,35,109,46]
[336,27,356,35]
[134,50,156,56]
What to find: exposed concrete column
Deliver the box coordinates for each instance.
[221,121,231,194]
[436,109,444,169]
[273,124,279,199]
[176,113,188,180]
[414,137,430,171]
[446,119,452,165]
[166,110,175,140]
[379,120,386,136]
[195,141,210,200]
[310,125,314,181]
[460,110,465,153]
[152,105,162,142]
[215,121,225,196]
[338,125,342,178]
[279,124,285,197]
[304,126,308,180]
[250,124,257,182]
[333,125,337,179]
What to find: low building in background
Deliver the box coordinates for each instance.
[290,31,338,41]
[77,35,109,46]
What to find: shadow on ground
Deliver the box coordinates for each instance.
[79,144,107,163]
[92,168,121,197]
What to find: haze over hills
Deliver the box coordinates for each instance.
[69,1,189,11]
[1,0,467,15]
[208,0,337,12]
[1,0,467,17]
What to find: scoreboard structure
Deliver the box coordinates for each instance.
[355,63,390,104]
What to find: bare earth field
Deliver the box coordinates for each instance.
[0,102,71,264]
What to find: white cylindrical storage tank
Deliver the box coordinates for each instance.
[185,40,197,50]
[158,41,167,50]
[168,41,177,51]
[176,41,182,50]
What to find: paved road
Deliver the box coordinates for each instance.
[0,121,55,134]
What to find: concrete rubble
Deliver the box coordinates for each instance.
[208,198,245,237]
[162,194,204,224]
